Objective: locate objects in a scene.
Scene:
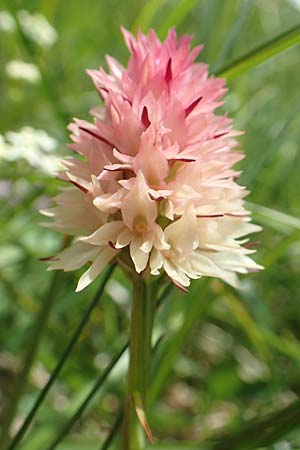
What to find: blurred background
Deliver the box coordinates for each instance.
[1,0,300,449]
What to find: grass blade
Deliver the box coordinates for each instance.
[158,0,199,38]
[242,105,300,186]
[43,282,173,450]
[216,24,300,79]
[100,410,123,450]
[7,264,116,450]
[262,230,300,267]
[132,0,167,33]
[212,0,253,72]
[0,272,61,449]
[210,399,300,450]
[149,280,209,405]
[223,291,270,360]
[247,202,300,234]
[44,343,128,450]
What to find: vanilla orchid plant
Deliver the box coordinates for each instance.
[42,28,262,449]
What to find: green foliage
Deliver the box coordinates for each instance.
[1,1,300,449]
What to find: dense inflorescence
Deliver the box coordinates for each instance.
[42,28,262,291]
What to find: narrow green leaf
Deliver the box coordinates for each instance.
[158,0,199,38]
[242,105,300,186]
[132,0,168,33]
[149,280,209,405]
[216,24,300,79]
[212,0,253,72]
[100,410,123,450]
[262,230,300,267]
[16,283,173,450]
[210,399,300,450]
[43,283,173,450]
[222,289,300,361]
[263,329,300,361]
[44,343,128,450]
[7,264,116,450]
[247,201,300,234]
[223,293,270,360]
[0,272,61,449]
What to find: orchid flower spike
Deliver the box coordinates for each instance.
[42,27,262,292]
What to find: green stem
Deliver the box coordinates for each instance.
[123,276,156,450]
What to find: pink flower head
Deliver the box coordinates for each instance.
[42,28,262,292]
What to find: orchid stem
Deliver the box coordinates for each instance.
[123,275,157,450]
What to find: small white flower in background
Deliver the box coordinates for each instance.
[6,60,41,83]
[17,10,57,47]
[0,127,61,174]
[0,10,57,47]
[0,10,16,32]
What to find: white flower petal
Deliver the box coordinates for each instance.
[140,230,154,253]
[80,221,124,245]
[122,171,157,231]
[163,258,190,287]
[150,249,163,275]
[115,228,133,248]
[130,238,149,273]
[164,205,198,256]
[48,242,99,272]
[76,248,117,292]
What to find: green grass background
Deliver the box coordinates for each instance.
[1,0,300,449]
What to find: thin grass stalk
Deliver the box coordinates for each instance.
[9,279,171,450]
[43,281,168,450]
[0,271,60,449]
[132,0,167,33]
[100,410,123,450]
[212,0,253,72]
[211,400,300,450]
[6,264,115,450]
[216,23,300,79]
[44,343,128,450]
[148,279,209,406]
[157,0,198,38]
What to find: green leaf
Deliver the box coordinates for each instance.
[132,0,168,33]
[28,283,173,450]
[149,280,210,405]
[222,293,270,360]
[0,271,61,449]
[247,202,300,234]
[7,264,116,450]
[44,342,128,450]
[210,400,300,450]
[212,0,253,72]
[100,410,123,450]
[262,230,300,267]
[242,106,300,186]
[216,24,300,79]
[158,0,199,38]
